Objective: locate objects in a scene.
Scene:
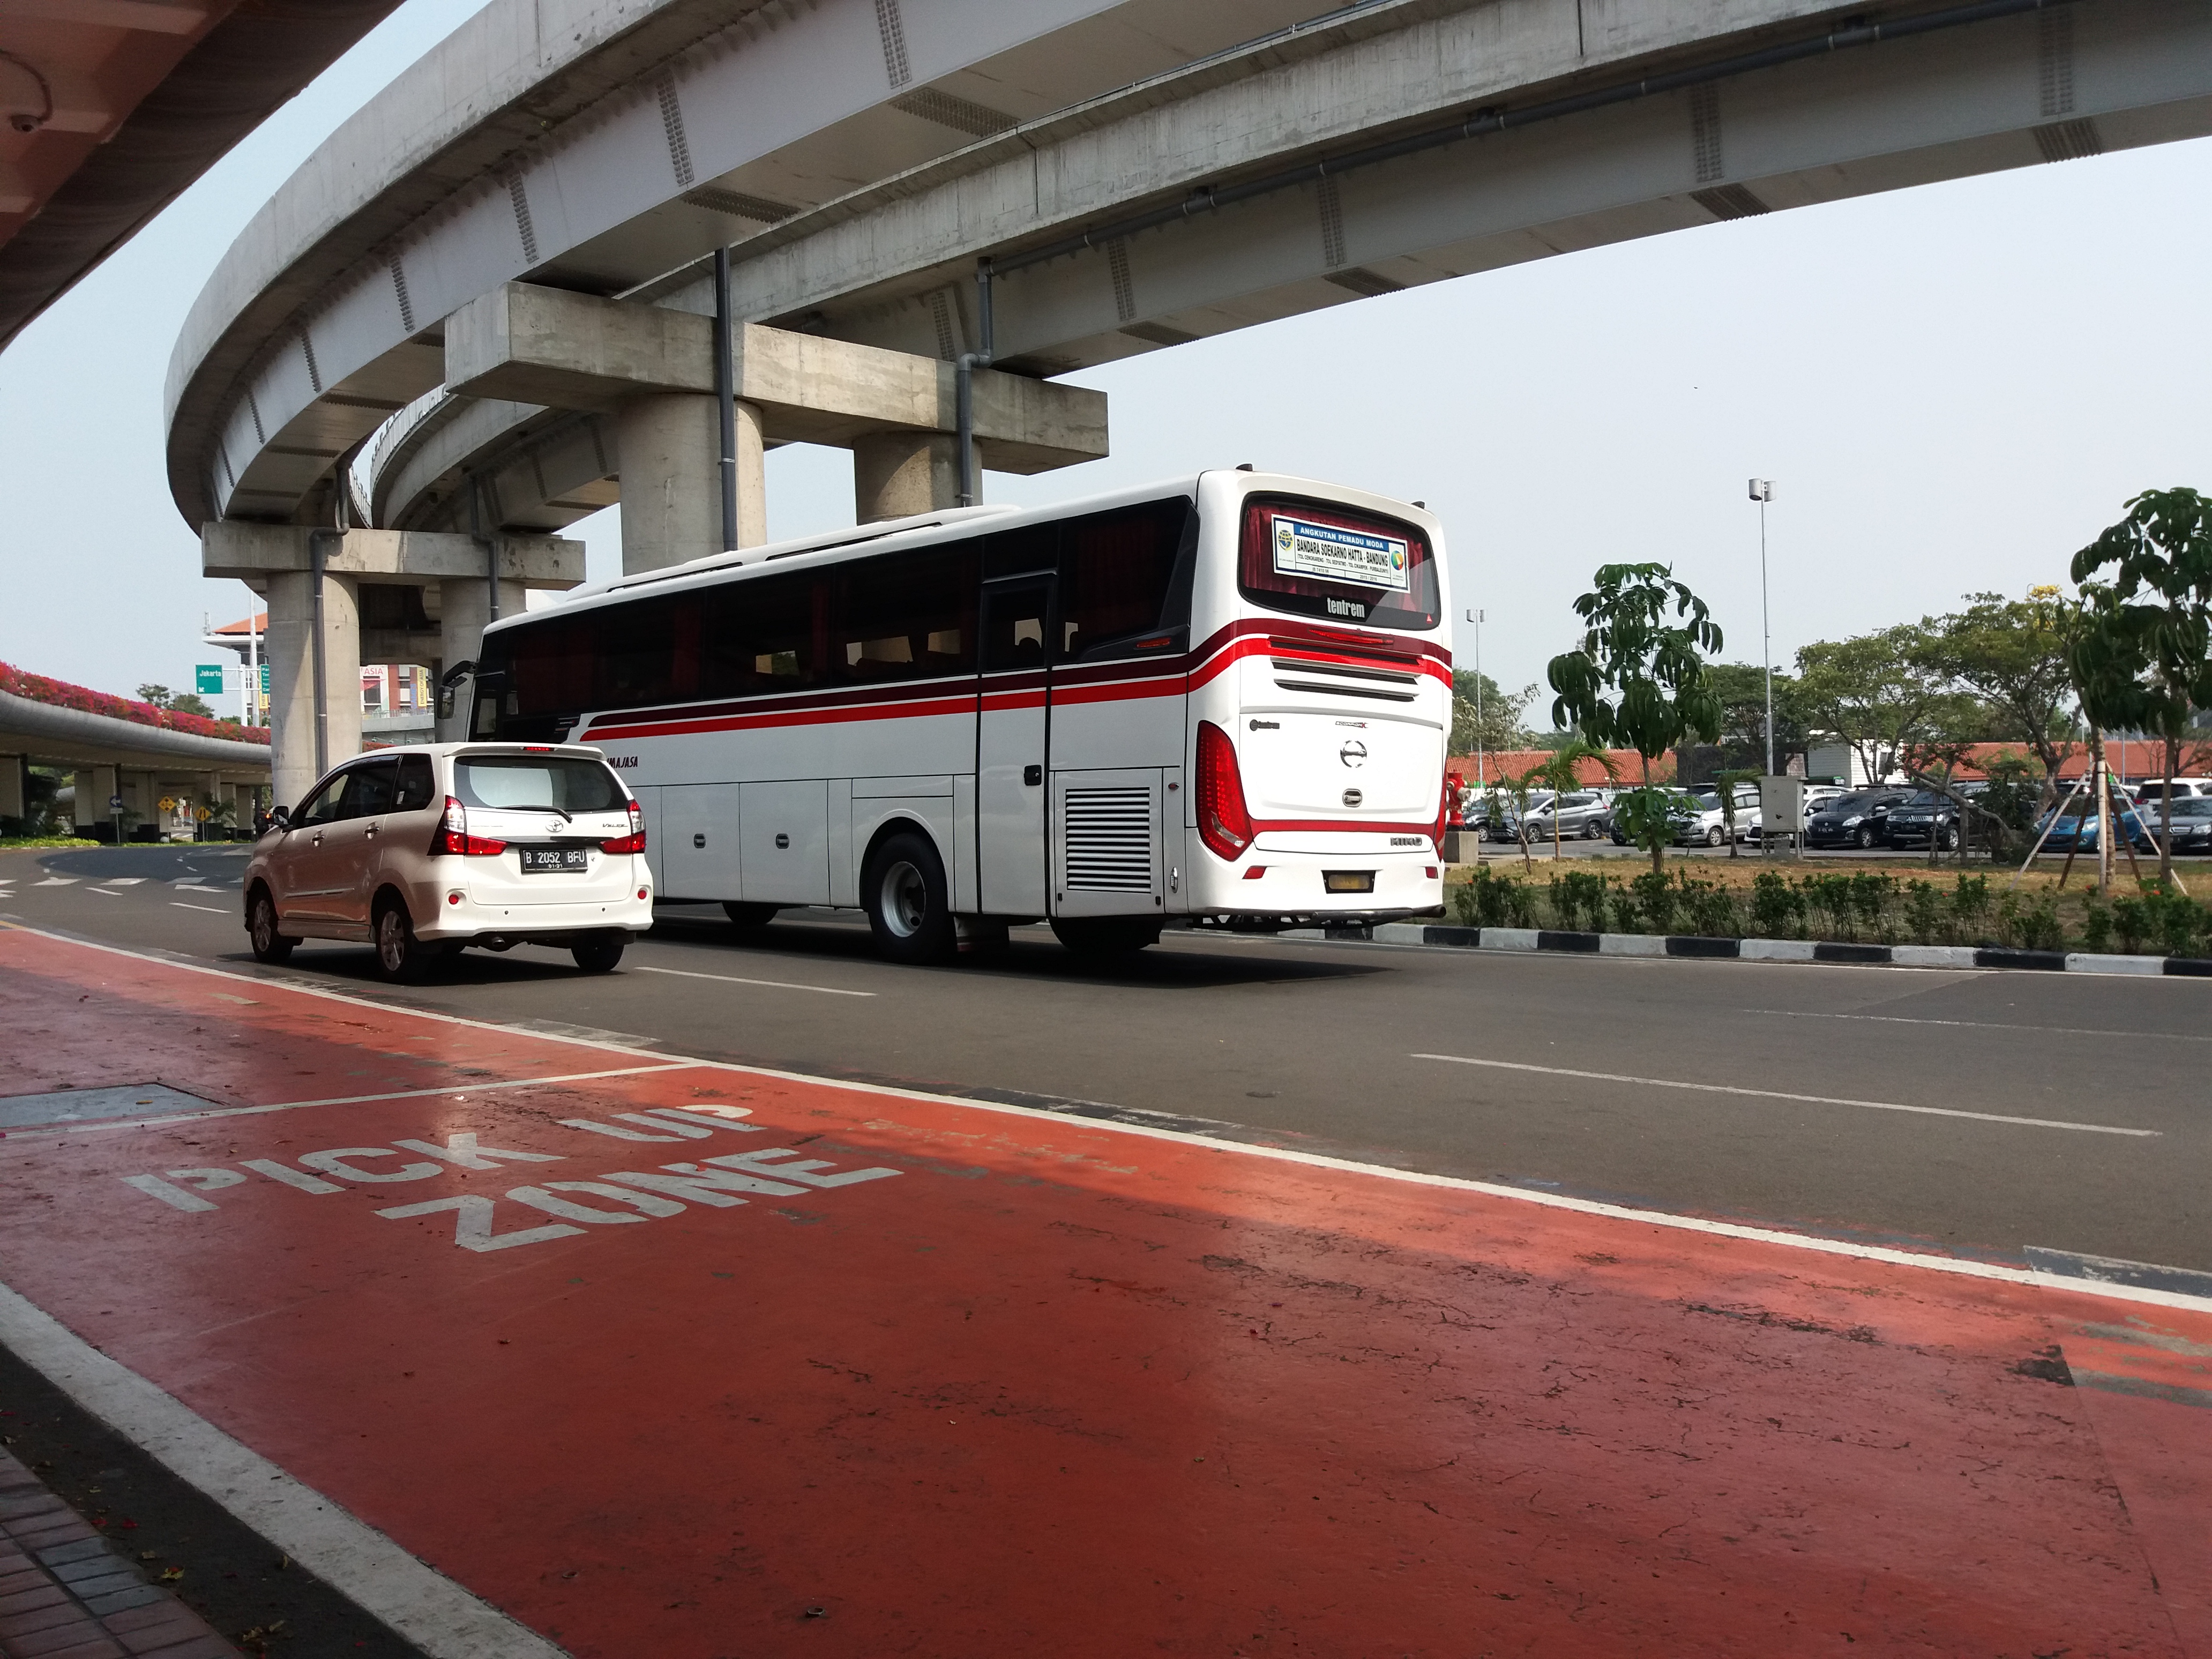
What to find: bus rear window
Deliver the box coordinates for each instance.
[1238,496,1438,630]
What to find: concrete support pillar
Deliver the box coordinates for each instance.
[73,767,110,832]
[265,563,361,811]
[437,574,526,742]
[854,432,959,522]
[0,756,23,823]
[615,394,765,574]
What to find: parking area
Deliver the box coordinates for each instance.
[1,921,2209,1656]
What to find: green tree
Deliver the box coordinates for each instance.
[136,683,174,709]
[2070,488,2212,884]
[1793,625,1949,787]
[171,693,216,719]
[1702,663,1807,772]
[1531,740,1620,862]
[1449,671,1536,759]
[1546,563,1723,875]
[1922,589,2080,800]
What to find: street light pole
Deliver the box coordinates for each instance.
[1469,609,1485,788]
[1749,479,1774,776]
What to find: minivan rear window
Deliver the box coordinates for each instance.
[1238,496,1439,631]
[455,754,625,813]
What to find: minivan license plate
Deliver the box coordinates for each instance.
[520,847,590,874]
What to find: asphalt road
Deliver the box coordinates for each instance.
[5,842,2207,1275]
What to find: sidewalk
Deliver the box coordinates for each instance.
[0,1447,238,1659]
[0,921,2207,1657]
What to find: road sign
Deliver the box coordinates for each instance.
[108,795,124,811]
[259,663,271,691]
[195,664,225,695]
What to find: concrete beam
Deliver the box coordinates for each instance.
[202,524,583,589]
[443,283,1108,474]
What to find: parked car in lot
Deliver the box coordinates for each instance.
[2140,795,2212,854]
[1803,789,1916,850]
[1882,790,1974,850]
[1521,790,1613,841]
[1673,784,1762,848]
[245,743,653,982]
[1489,789,1556,842]
[2034,794,2156,855]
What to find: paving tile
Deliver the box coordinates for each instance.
[0,1567,51,1597]
[0,1581,71,1617]
[32,1541,114,1570]
[0,1595,97,1639]
[46,1572,143,1602]
[0,1496,69,1524]
[74,1587,163,1619]
[2,1524,95,1552]
[8,1640,129,1659]
[125,1637,238,1659]
[9,1620,131,1658]
[103,1609,208,1656]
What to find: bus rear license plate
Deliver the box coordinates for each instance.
[520,848,591,874]
[1323,870,1374,894]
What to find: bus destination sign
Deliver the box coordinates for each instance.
[1271,514,1409,592]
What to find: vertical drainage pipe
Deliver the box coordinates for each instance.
[469,477,499,623]
[715,246,738,551]
[308,530,331,776]
[955,259,994,508]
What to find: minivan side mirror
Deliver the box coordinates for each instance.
[267,805,290,831]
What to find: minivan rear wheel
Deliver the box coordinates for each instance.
[247,888,294,964]
[572,931,627,974]
[372,899,437,984]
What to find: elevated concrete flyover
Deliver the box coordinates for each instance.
[0,690,270,839]
[162,0,1344,545]
[380,0,2212,539]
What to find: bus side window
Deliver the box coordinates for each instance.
[703,570,819,697]
[831,545,979,684]
[1059,498,1193,661]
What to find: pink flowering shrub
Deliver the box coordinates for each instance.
[0,663,271,745]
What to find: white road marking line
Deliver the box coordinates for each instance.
[1752,1007,2212,1043]
[0,1281,566,1659]
[0,1064,694,1141]
[1410,1052,2156,1138]
[172,903,229,915]
[99,878,145,887]
[85,887,118,899]
[34,878,77,887]
[633,963,875,997]
[6,920,2207,1318]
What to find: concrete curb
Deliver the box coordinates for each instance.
[1295,922,2212,977]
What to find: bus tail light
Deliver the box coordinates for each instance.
[602,800,647,854]
[1431,775,1451,853]
[1195,721,1254,861]
[430,796,507,857]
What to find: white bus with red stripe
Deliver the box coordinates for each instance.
[470,469,1451,962]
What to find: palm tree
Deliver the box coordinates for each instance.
[1498,764,1549,874]
[1533,741,1621,862]
[1709,767,1762,858]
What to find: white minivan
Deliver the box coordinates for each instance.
[244,743,654,981]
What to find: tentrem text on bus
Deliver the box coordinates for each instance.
[468,469,1451,962]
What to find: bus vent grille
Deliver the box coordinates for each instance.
[1064,787,1155,891]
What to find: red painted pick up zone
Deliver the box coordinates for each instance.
[0,926,2205,1657]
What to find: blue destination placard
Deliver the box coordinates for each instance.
[1270,514,1410,592]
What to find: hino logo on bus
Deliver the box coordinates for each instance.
[1391,836,1423,846]
[1249,719,1279,730]
[1339,739,1367,768]
[1342,788,1364,808]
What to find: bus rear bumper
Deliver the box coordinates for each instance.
[1182,907,1446,932]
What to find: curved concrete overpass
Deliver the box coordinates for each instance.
[167,0,2212,547]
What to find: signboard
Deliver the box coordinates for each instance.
[260,664,271,692]
[195,664,225,695]
[1269,514,1410,592]
[108,795,124,812]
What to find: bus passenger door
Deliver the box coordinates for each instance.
[975,577,1052,915]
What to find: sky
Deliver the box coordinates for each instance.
[3,0,2209,723]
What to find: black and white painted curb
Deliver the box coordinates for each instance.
[1286,922,2212,977]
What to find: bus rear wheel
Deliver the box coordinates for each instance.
[1051,917,1163,955]
[863,832,955,965]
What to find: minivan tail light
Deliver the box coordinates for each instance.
[602,800,647,854]
[429,795,507,857]
[1195,720,1254,861]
